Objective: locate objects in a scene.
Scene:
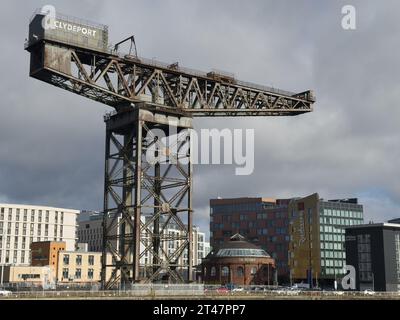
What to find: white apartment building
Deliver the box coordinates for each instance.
[0,204,80,265]
[77,214,210,267]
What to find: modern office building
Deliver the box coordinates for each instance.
[288,193,364,287]
[0,204,80,265]
[210,197,291,281]
[77,213,103,252]
[345,221,400,291]
[77,212,210,269]
[201,234,276,286]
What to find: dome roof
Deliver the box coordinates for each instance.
[208,234,271,258]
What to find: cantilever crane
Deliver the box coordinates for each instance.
[25,11,315,289]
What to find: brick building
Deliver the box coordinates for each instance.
[210,197,290,281]
[200,234,275,286]
[31,241,66,273]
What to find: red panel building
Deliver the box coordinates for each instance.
[210,197,291,282]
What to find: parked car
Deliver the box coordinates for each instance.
[216,287,230,294]
[232,287,244,292]
[0,290,12,296]
[363,289,375,296]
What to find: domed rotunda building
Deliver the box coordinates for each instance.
[200,234,276,286]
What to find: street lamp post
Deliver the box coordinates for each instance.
[308,211,313,289]
[0,264,4,287]
[334,268,337,291]
[372,272,375,291]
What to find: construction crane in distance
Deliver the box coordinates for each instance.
[25,10,315,289]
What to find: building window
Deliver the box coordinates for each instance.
[88,268,94,279]
[357,234,372,282]
[257,228,268,236]
[236,266,244,277]
[75,268,81,279]
[76,255,82,265]
[62,268,69,279]
[221,266,229,277]
[250,267,257,275]
[63,254,70,265]
[88,255,95,266]
[210,267,216,277]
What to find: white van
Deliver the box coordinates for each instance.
[0,290,12,296]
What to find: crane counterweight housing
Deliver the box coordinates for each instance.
[27,10,109,53]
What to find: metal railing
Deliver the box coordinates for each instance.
[1,284,400,300]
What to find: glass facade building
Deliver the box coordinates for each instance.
[319,203,364,278]
[288,193,364,287]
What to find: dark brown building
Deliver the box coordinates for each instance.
[31,241,66,272]
[210,197,290,281]
[200,234,276,286]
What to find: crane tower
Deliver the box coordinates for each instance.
[25,10,315,288]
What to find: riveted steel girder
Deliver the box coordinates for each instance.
[26,40,315,117]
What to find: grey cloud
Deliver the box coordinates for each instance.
[1,0,400,239]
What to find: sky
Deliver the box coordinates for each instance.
[1,0,400,240]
